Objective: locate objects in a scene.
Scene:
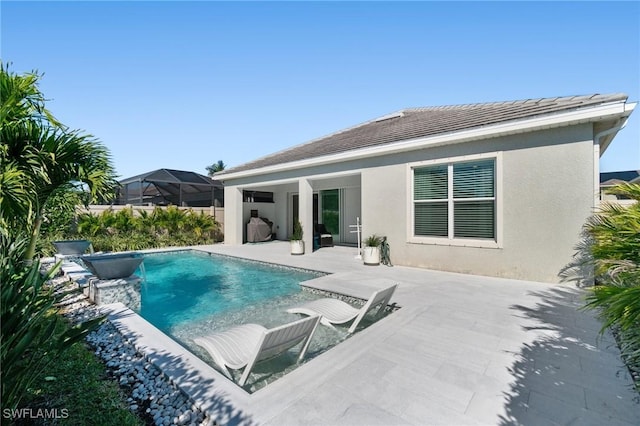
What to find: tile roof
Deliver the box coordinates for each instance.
[600,170,640,184]
[222,93,628,175]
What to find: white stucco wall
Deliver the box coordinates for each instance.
[223,186,243,245]
[342,187,361,244]
[361,125,595,283]
[223,124,596,283]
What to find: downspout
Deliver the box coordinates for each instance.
[592,117,630,207]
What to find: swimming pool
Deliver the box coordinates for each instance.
[137,250,356,390]
[139,250,324,330]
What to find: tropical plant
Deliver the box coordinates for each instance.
[111,208,137,234]
[40,188,86,237]
[184,210,217,239]
[364,234,383,247]
[136,209,157,234]
[206,160,226,176]
[0,235,104,409]
[577,182,640,388]
[290,220,304,241]
[586,183,640,284]
[0,63,118,259]
[74,206,220,252]
[585,285,640,331]
[152,205,187,236]
[77,211,106,237]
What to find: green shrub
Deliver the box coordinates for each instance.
[579,183,640,388]
[40,189,86,236]
[0,235,104,409]
[73,206,221,252]
[290,221,303,241]
[364,234,383,247]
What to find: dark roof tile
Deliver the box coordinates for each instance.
[222,93,628,175]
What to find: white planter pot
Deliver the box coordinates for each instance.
[363,246,380,266]
[290,240,305,255]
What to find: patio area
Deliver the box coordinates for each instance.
[105,241,639,425]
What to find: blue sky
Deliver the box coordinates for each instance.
[2,1,639,178]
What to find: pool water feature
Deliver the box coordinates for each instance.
[137,250,388,391]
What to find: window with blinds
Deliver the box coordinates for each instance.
[413,158,496,240]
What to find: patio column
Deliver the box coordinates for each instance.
[298,178,313,254]
[224,186,244,245]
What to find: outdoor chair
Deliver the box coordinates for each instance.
[314,223,334,247]
[287,284,398,333]
[193,315,321,386]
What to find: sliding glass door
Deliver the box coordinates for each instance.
[321,189,340,241]
[291,188,360,244]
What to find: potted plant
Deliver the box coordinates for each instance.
[363,234,383,265]
[290,221,305,255]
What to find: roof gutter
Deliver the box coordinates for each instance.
[595,103,636,154]
[219,100,636,182]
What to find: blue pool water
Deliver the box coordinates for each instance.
[140,251,323,332]
[139,250,323,333]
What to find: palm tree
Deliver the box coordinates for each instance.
[206,160,226,176]
[581,182,640,388]
[0,63,118,258]
[587,182,640,283]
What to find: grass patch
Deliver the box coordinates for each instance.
[14,321,144,426]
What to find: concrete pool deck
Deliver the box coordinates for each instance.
[107,241,639,425]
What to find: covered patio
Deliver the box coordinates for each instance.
[223,172,362,250]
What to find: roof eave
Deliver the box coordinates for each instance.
[219,101,635,182]
[598,101,637,154]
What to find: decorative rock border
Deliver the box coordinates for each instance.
[45,254,400,426]
[46,264,216,426]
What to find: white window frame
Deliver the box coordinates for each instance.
[407,152,503,249]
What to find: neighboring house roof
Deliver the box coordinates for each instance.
[118,168,223,206]
[220,93,632,178]
[600,170,640,185]
[120,168,220,187]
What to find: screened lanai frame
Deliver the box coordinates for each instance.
[117,168,223,207]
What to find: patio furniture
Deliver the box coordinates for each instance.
[193,314,321,386]
[314,223,334,247]
[247,216,273,242]
[287,284,398,333]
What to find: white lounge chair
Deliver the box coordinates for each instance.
[193,315,321,386]
[287,284,398,333]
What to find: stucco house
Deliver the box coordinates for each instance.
[217,94,636,283]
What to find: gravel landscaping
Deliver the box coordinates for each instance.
[49,269,217,426]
